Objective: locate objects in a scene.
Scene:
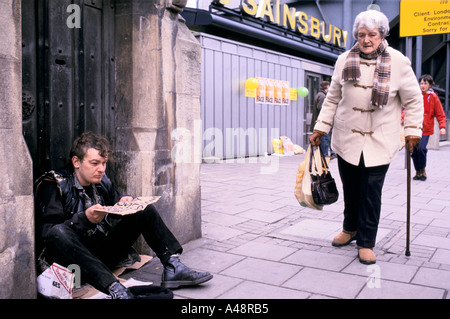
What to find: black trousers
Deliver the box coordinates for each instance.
[337,154,389,248]
[45,205,182,293]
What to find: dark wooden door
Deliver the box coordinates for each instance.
[22,0,115,180]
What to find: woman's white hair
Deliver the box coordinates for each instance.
[353,10,390,39]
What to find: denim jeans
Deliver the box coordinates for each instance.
[411,135,430,171]
[320,133,335,157]
[320,135,330,156]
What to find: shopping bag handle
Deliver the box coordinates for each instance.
[309,146,329,174]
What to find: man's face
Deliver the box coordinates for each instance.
[72,148,107,186]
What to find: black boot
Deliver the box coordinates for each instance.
[161,255,213,289]
[107,281,134,299]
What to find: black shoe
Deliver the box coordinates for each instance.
[413,170,422,180]
[107,281,134,299]
[420,169,427,181]
[161,256,213,289]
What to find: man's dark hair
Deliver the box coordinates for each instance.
[419,74,434,86]
[69,132,111,162]
[320,81,330,90]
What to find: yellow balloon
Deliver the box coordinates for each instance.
[245,78,259,90]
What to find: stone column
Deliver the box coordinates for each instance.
[114,0,202,254]
[0,0,36,298]
[427,119,440,150]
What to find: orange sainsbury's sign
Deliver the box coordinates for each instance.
[215,0,349,49]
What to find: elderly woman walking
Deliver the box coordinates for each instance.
[310,10,424,264]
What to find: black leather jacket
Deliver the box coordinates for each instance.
[34,166,122,253]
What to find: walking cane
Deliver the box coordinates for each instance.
[406,148,411,256]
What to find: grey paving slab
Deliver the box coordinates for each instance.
[282,268,367,299]
[276,218,393,246]
[243,200,288,212]
[227,241,297,261]
[416,210,450,221]
[174,274,243,299]
[220,257,302,286]
[278,218,343,240]
[430,218,450,228]
[412,267,450,290]
[235,209,286,223]
[202,222,246,241]
[179,247,246,274]
[342,260,419,283]
[217,281,311,299]
[385,211,434,225]
[281,249,355,271]
[202,211,248,227]
[430,248,450,265]
[203,202,251,215]
[413,234,450,250]
[357,279,446,299]
[203,196,253,206]
[239,194,285,203]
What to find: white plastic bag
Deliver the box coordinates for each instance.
[280,136,295,156]
[294,145,323,210]
[37,263,74,299]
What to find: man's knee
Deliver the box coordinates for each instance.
[140,204,160,219]
[46,224,77,245]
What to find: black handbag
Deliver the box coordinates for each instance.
[309,146,339,205]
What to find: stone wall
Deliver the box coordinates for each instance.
[0,0,36,298]
[0,0,201,298]
[114,0,202,253]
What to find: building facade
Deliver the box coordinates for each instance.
[183,0,450,158]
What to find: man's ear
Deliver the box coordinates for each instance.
[72,156,81,169]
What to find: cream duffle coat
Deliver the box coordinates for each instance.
[314,46,424,167]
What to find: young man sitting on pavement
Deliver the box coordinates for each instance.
[35,132,212,299]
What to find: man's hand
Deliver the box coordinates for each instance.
[119,196,133,202]
[85,204,107,224]
[440,128,446,136]
[405,135,420,154]
[309,130,326,146]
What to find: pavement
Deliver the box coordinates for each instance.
[122,141,450,300]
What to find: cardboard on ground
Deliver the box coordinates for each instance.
[400,0,450,37]
[94,196,161,215]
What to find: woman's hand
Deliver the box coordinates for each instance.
[405,135,420,154]
[440,128,446,136]
[309,130,326,146]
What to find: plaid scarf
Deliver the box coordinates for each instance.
[342,40,391,109]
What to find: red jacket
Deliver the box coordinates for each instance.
[422,90,446,136]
